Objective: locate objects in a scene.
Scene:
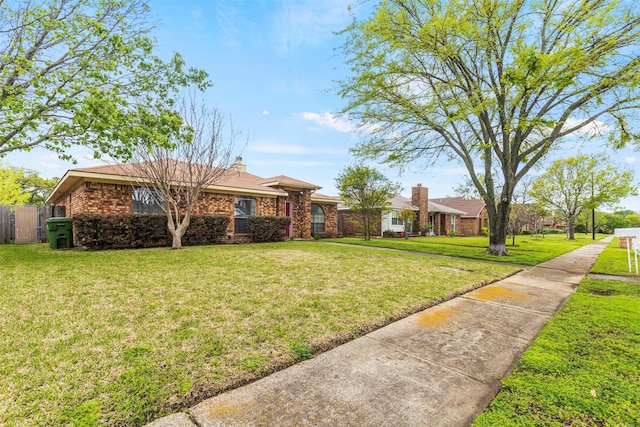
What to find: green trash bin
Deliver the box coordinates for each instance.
[46,217,73,249]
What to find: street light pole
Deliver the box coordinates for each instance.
[592,172,595,240]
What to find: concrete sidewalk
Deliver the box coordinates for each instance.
[148,237,612,427]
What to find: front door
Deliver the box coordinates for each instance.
[285,201,292,238]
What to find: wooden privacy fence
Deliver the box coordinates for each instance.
[0,205,66,244]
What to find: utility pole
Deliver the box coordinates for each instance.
[591,172,595,240]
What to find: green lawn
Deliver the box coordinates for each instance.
[591,237,640,277]
[472,278,640,426]
[324,233,605,265]
[0,242,517,426]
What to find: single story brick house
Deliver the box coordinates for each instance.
[429,196,489,236]
[46,157,341,241]
[339,185,487,237]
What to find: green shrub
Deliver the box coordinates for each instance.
[74,214,229,250]
[247,216,290,243]
[182,216,230,246]
[383,229,397,238]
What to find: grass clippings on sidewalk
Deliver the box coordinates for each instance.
[325,234,603,265]
[472,278,640,426]
[0,242,517,426]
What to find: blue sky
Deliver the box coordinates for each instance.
[4,0,640,209]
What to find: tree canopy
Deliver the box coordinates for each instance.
[0,163,57,205]
[529,155,637,239]
[335,164,400,240]
[0,0,209,162]
[338,0,640,255]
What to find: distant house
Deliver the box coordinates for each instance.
[429,196,489,236]
[46,157,341,242]
[338,185,487,237]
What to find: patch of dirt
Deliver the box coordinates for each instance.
[587,289,616,296]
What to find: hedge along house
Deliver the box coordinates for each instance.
[46,157,341,242]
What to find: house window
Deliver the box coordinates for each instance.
[235,196,256,233]
[132,187,165,215]
[451,215,456,231]
[311,203,325,233]
[391,210,402,226]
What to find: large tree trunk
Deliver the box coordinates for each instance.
[567,218,575,240]
[362,211,370,241]
[486,200,511,256]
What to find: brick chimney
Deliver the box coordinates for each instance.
[412,184,428,232]
[231,156,246,172]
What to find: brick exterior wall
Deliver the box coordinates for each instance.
[458,218,480,236]
[319,203,339,237]
[457,207,488,236]
[53,179,339,241]
[338,209,382,237]
[411,185,429,234]
[291,189,312,239]
[311,203,339,237]
[57,182,133,217]
[193,192,233,216]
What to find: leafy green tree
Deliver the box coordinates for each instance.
[0,163,57,205]
[624,214,640,228]
[529,155,637,239]
[0,0,210,161]
[397,206,416,239]
[614,209,637,218]
[0,166,28,205]
[336,165,401,240]
[338,0,640,255]
[596,212,629,234]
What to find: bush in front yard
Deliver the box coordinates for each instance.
[74,214,230,250]
[182,215,230,246]
[247,216,290,243]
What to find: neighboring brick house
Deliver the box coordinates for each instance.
[429,196,489,236]
[46,157,340,242]
[338,185,486,237]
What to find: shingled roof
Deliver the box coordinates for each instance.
[46,161,338,204]
[429,197,486,218]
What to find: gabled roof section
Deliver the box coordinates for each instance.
[389,195,419,210]
[428,201,467,215]
[46,161,342,205]
[46,161,297,204]
[429,197,486,218]
[258,175,321,190]
[311,193,342,204]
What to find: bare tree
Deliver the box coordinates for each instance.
[128,94,235,249]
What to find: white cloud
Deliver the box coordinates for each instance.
[273,0,354,55]
[563,118,611,136]
[625,156,637,164]
[262,110,270,116]
[300,112,357,133]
